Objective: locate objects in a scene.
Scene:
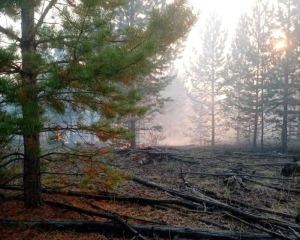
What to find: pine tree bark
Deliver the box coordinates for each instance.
[261,79,264,152]
[298,95,300,140]
[253,86,259,150]
[253,41,260,151]
[69,105,73,142]
[282,70,289,153]
[282,0,292,153]
[21,4,43,208]
[211,60,215,153]
[130,120,137,149]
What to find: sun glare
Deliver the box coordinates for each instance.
[275,41,286,50]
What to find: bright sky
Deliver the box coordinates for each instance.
[172,0,257,72]
[188,0,256,35]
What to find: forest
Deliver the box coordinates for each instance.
[1,0,300,239]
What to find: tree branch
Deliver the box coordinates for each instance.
[35,0,58,34]
[0,158,23,169]
[0,26,21,42]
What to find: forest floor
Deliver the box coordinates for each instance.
[1,146,300,239]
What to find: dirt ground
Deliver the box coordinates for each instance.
[1,146,300,239]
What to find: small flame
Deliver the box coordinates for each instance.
[57,133,62,141]
[114,143,131,150]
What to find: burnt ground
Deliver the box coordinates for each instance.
[1,146,300,239]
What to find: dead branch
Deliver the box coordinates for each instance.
[133,176,300,231]
[180,171,299,182]
[242,177,300,194]
[242,162,295,167]
[0,219,296,239]
[45,201,147,240]
[197,187,296,219]
[225,212,293,240]
[86,200,166,225]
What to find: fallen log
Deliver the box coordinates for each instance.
[243,162,296,167]
[46,190,202,210]
[153,203,229,230]
[133,176,271,221]
[0,185,203,211]
[181,172,299,182]
[0,219,296,240]
[199,188,296,219]
[234,153,295,159]
[45,201,146,240]
[177,175,296,219]
[86,200,166,225]
[242,177,300,194]
[133,176,300,231]
[225,212,293,240]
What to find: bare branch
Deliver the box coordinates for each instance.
[0,26,21,42]
[35,0,58,34]
[0,158,23,169]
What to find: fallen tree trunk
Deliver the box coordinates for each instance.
[0,185,202,211]
[225,212,293,240]
[133,176,300,231]
[45,201,146,240]
[181,172,299,182]
[0,219,296,240]
[45,190,202,210]
[202,189,295,219]
[133,176,269,221]
[242,177,300,194]
[233,153,295,159]
[242,162,296,167]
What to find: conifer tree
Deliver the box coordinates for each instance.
[246,0,275,151]
[268,0,300,151]
[118,0,181,148]
[0,0,196,207]
[187,12,227,152]
[224,14,253,145]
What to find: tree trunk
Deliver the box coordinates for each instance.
[261,83,264,152]
[130,120,137,149]
[253,40,260,151]
[282,0,291,153]
[236,84,241,144]
[282,64,289,153]
[298,98,300,140]
[90,111,94,143]
[211,71,215,153]
[69,105,73,142]
[21,4,43,208]
[253,87,259,151]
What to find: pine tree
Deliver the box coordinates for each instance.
[0,0,196,208]
[117,0,181,148]
[268,0,300,152]
[246,0,275,151]
[224,14,252,145]
[187,12,227,152]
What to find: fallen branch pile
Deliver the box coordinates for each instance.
[133,176,300,239]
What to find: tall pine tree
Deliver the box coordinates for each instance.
[187,12,227,152]
[0,0,196,207]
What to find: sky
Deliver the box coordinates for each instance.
[184,0,257,57]
[169,0,258,74]
[187,0,257,36]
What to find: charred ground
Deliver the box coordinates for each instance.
[1,146,300,240]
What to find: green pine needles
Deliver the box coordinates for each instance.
[0,0,196,207]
